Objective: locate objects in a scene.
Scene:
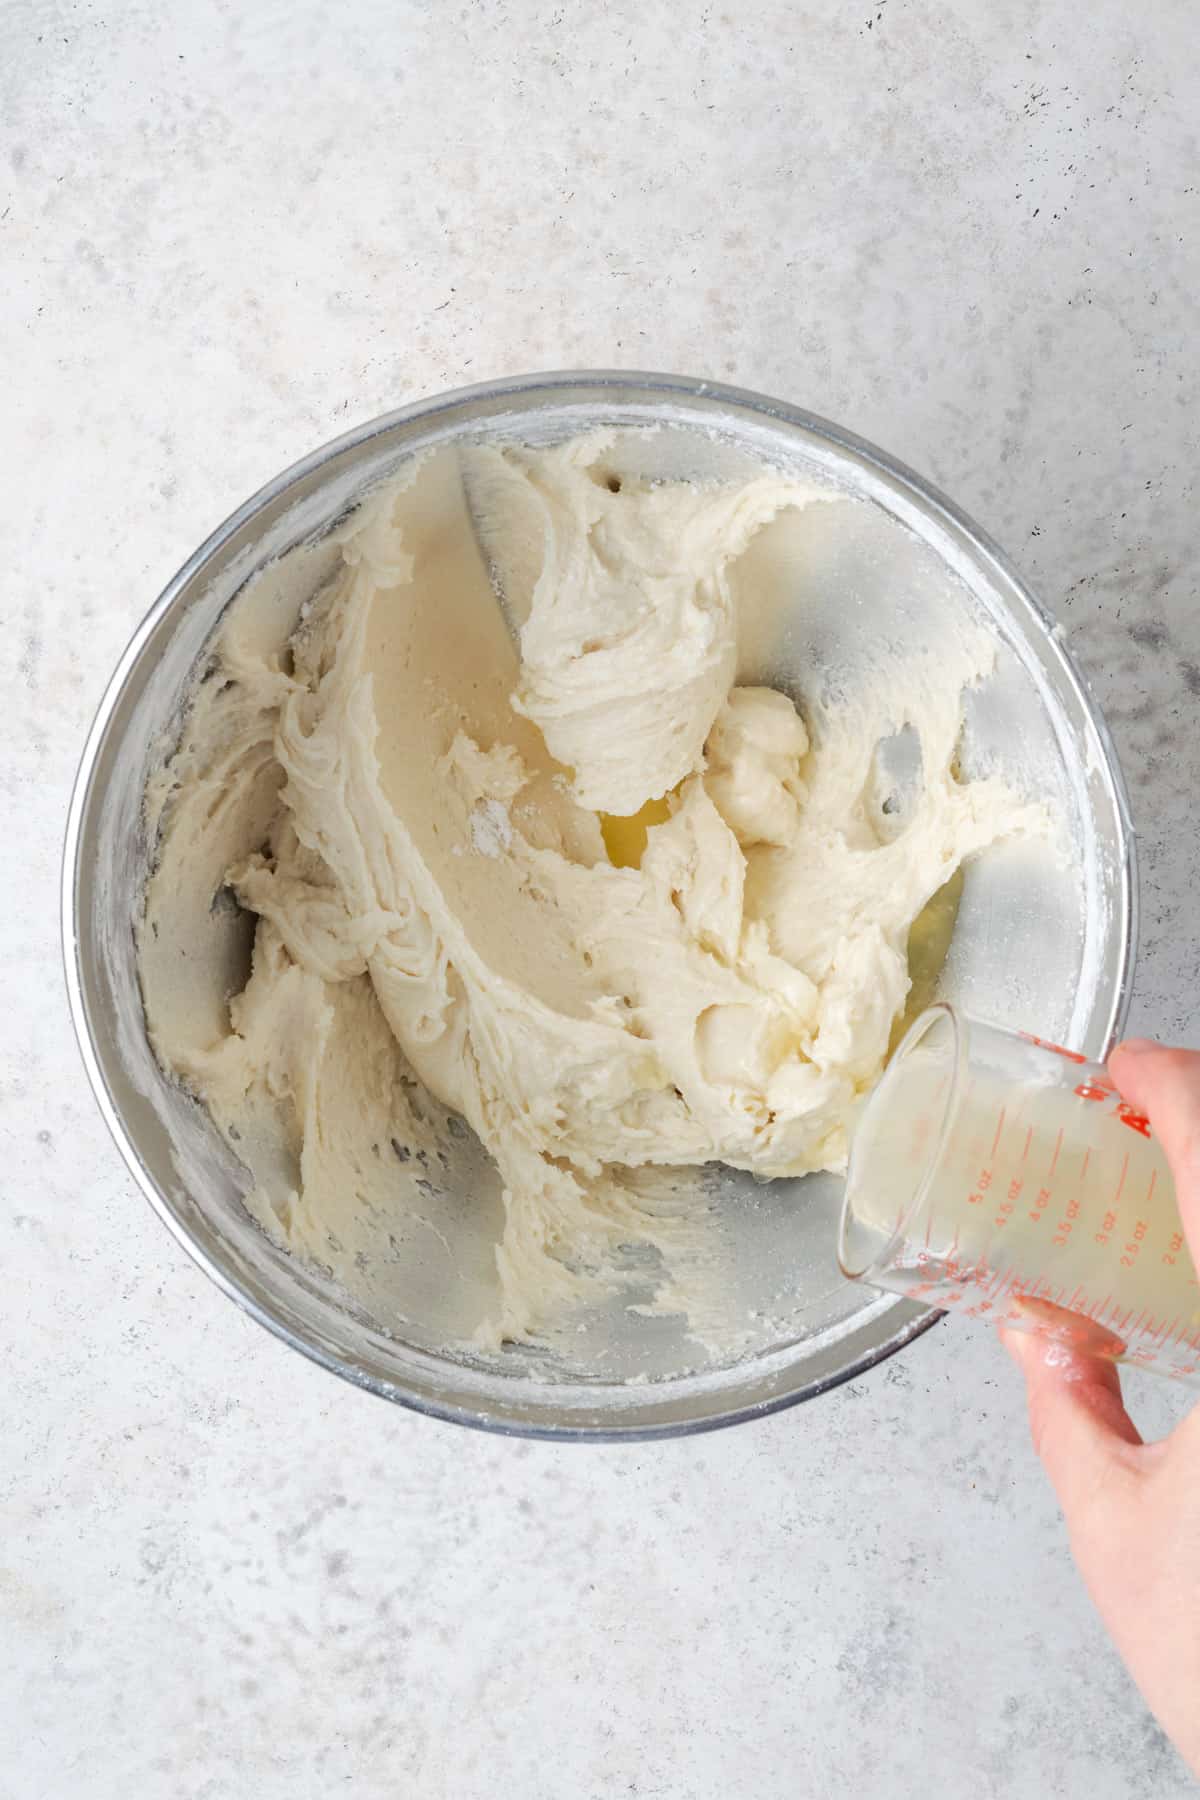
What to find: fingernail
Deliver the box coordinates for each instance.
[999,1327,1031,1364]
[1115,1037,1156,1056]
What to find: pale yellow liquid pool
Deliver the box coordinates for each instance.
[600,795,674,869]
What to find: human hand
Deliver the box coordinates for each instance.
[1003,1039,1200,1776]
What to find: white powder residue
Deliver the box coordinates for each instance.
[470,798,513,859]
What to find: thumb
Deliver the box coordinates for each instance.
[1002,1328,1142,1529]
[1106,1041,1200,1206]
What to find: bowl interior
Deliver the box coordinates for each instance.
[64,375,1133,1435]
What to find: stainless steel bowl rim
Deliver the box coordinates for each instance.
[61,369,1138,1439]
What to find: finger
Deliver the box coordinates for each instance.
[1002,1328,1142,1529]
[1107,1041,1200,1234]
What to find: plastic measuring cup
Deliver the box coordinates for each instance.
[838,1005,1200,1382]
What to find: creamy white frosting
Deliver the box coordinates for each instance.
[140,435,1046,1346]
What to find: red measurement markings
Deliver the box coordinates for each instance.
[1116,1102,1152,1138]
[1052,1194,1082,1249]
[968,1165,993,1207]
[1020,1034,1155,1137]
[1003,1135,1030,1224]
[1120,1223,1147,1268]
[990,1108,1007,1159]
[1028,1187,1052,1225]
[1076,1079,1114,1102]
[988,1268,1022,1315]
[1021,1032,1087,1064]
[1061,1059,1156,1139]
[1146,1169,1159,1208]
[1094,1157,1126,1249]
[963,1250,990,1291]
[1094,1210,1117,1247]
[1047,1127,1064,1181]
[969,1265,1017,1318]
[1028,1129,1063,1227]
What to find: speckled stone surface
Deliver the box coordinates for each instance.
[4,2,1199,1794]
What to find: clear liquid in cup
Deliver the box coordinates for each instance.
[841,1011,1200,1383]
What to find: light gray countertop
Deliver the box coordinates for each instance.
[4,2,1199,1794]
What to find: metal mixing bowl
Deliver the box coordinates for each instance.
[62,372,1136,1438]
